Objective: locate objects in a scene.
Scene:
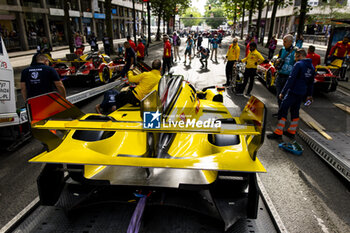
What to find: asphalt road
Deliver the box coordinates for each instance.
[1,37,349,233]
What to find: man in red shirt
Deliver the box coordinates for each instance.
[306,45,321,68]
[162,35,172,75]
[328,35,350,61]
[127,35,137,51]
[136,38,145,62]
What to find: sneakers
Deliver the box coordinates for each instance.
[267,133,282,140]
[284,131,295,139]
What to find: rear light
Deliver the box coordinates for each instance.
[0,117,14,123]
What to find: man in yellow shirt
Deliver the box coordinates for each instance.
[238,42,264,96]
[224,38,240,86]
[114,59,162,109]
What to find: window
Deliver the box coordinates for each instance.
[21,0,42,8]
[81,0,91,12]
[46,0,62,8]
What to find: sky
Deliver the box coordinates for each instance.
[192,0,206,15]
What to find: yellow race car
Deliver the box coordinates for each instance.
[26,75,267,230]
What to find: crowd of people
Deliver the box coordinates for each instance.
[21,29,350,141]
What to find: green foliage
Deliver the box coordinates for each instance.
[204,1,225,29]
[182,7,203,27]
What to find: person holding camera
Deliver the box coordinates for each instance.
[198,46,210,70]
[267,49,315,140]
[273,34,297,117]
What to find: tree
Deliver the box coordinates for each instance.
[63,0,74,53]
[266,0,293,47]
[182,7,202,27]
[255,0,264,42]
[247,0,256,32]
[105,0,114,54]
[204,2,225,29]
[296,0,308,37]
[240,0,247,39]
[151,0,190,40]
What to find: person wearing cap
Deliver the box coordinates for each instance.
[224,38,240,86]
[210,34,220,62]
[162,35,172,74]
[238,42,264,96]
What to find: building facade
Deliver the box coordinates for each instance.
[0,0,146,51]
[242,0,350,39]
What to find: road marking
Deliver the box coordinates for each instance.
[0,197,40,233]
[337,87,350,96]
[257,174,289,233]
[334,103,350,115]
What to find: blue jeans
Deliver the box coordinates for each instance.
[278,92,303,120]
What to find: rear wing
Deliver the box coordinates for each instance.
[27,92,260,136]
[26,92,84,150]
[239,96,267,161]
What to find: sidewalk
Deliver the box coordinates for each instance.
[237,37,350,92]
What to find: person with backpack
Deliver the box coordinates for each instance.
[172,32,181,62]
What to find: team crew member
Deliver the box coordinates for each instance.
[20,54,66,101]
[127,36,137,52]
[268,49,315,140]
[224,38,240,86]
[238,42,264,96]
[162,35,172,74]
[136,38,145,62]
[328,35,350,63]
[114,59,162,109]
[115,41,135,80]
[306,45,321,68]
[274,34,296,114]
[95,89,119,114]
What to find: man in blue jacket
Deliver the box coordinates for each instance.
[268,49,315,140]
